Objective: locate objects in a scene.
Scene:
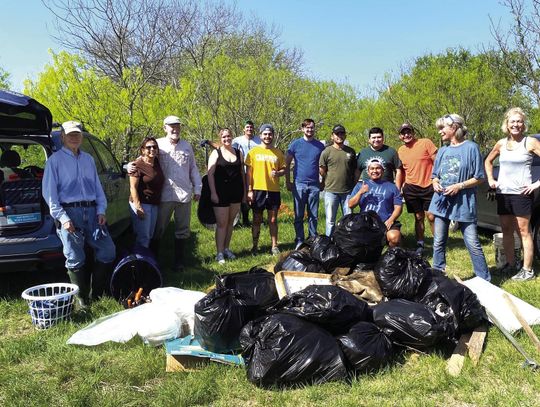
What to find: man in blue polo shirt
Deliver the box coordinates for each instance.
[285,118,325,249]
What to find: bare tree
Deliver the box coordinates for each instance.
[490,0,540,106]
[42,0,304,159]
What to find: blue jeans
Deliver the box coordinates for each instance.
[57,206,116,269]
[324,191,351,236]
[292,182,320,242]
[433,216,491,281]
[130,202,159,248]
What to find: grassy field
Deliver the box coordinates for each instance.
[1,191,540,406]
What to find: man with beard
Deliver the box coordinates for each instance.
[154,115,202,271]
[245,124,285,255]
[285,119,325,249]
[319,124,357,236]
[397,122,437,255]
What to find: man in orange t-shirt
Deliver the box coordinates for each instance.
[397,123,438,255]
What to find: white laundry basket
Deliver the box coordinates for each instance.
[21,283,79,329]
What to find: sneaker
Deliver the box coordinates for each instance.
[250,245,259,256]
[294,240,304,250]
[271,246,281,256]
[223,248,236,260]
[511,268,535,281]
[415,243,425,256]
[216,252,225,264]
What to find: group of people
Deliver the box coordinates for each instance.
[42,108,540,306]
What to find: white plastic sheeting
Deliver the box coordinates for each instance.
[461,277,540,333]
[67,287,205,346]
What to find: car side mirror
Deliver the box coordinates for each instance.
[121,162,129,178]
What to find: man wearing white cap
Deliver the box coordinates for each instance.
[348,158,403,247]
[154,115,202,271]
[42,120,116,307]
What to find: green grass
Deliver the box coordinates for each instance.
[2,190,540,406]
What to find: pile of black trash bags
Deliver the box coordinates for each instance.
[194,250,487,389]
[274,211,387,273]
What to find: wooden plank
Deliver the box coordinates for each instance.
[467,325,487,366]
[166,354,209,372]
[447,332,472,377]
[503,293,540,354]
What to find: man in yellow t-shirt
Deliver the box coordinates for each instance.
[245,124,285,255]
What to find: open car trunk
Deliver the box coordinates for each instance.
[0,90,52,236]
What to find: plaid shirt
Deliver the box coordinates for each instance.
[157,137,202,203]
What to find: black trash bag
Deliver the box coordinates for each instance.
[332,211,386,264]
[274,250,325,273]
[337,321,395,373]
[269,285,372,334]
[374,247,430,299]
[216,266,279,310]
[309,235,346,271]
[372,299,453,349]
[194,287,259,353]
[414,270,487,335]
[240,313,348,387]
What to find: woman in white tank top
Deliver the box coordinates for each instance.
[485,107,540,281]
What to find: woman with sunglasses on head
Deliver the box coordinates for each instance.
[207,128,246,264]
[429,114,491,281]
[485,108,540,281]
[129,137,165,250]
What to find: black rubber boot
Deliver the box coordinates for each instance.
[67,267,91,308]
[91,261,113,300]
[174,238,186,272]
[149,238,160,258]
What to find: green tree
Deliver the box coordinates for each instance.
[0,66,10,89]
[24,51,169,161]
[375,48,529,149]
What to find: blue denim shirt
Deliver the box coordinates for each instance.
[42,147,107,225]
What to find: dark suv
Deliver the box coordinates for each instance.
[0,90,130,272]
[476,134,540,256]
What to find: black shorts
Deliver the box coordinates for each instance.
[251,190,281,212]
[213,182,244,207]
[402,183,434,214]
[496,193,533,217]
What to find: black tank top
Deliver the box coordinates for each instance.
[215,147,242,185]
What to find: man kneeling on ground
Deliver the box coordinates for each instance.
[348,158,403,247]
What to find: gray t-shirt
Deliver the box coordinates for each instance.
[356,145,401,183]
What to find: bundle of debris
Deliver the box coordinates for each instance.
[193,247,487,388]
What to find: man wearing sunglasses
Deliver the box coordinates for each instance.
[397,123,438,255]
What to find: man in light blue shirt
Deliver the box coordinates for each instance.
[232,120,261,226]
[42,121,115,307]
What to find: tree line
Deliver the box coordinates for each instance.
[1,0,539,167]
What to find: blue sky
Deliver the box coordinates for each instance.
[1,0,512,93]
